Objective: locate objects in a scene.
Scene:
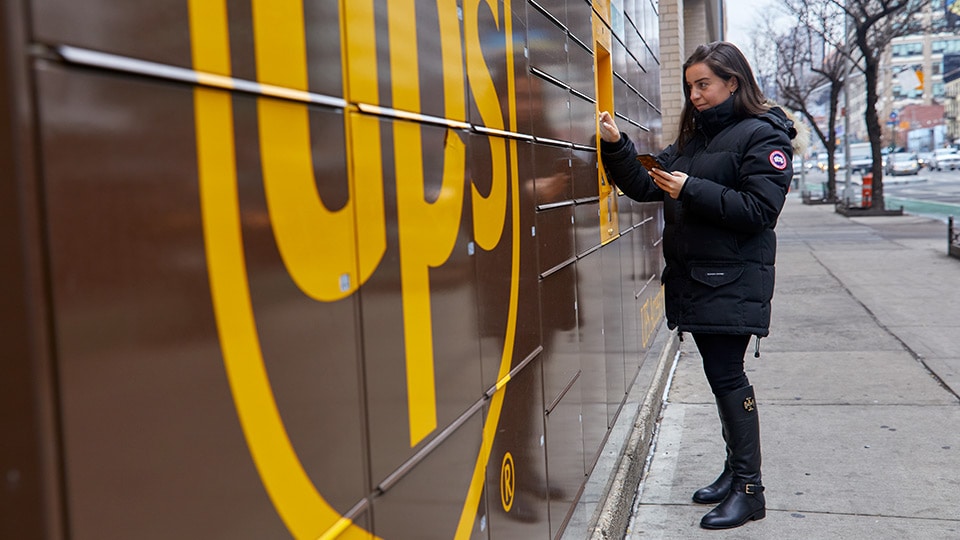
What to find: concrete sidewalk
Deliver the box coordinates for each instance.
[626,196,960,539]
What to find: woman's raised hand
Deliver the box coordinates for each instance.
[598,111,621,143]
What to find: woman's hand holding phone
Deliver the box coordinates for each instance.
[634,153,685,198]
[635,153,663,172]
[650,168,688,200]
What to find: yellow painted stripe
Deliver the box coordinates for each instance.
[188,0,231,74]
[190,2,377,538]
[253,0,385,303]
[439,0,466,122]
[395,119,467,446]
[342,0,379,105]
[466,0,508,251]
[390,0,468,447]
[456,0,521,535]
[251,0,307,90]
[395,121,439,446]
[195,88,314,540]
[388,0,420,112]
[196,89,375,540]
[195,72,236,90]
[340,0,388,285]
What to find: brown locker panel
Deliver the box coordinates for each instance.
[567,39,595,100]
[371,409,485,539]
[530,0,567,26]
[545,374,585,539]
[618,229,641,371]
[468,0,529,133]
[230,98,371,517]
[36,66,326,538]
[362,118,483,482]
[536,205,576,276]
[540,264,581,410]
[566,0,595,52]
[617,193,633,233]
[571,147,599,201]
[31,1,344,99]
[569,90,597,149]
[529,74,571,143]
[640,202,665,279]
[532,143,572,207]
[471,133,541,394]
[623,21,644,68]
[574,200,601,256]
[628,55,647,118]
[574,251,606,471]
[486,356,549,537]
[540,264,583,533]
[526,2,568,85]
[31,0,192,68]
[5,2,669,539]
[402,1,468,120]
[601,242,626,424]
[514,140,545,370]
[626,83,643,131]
[612,75,631,130]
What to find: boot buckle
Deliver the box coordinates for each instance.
[744,483,764,495]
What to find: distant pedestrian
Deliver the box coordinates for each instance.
[598,41,797,530]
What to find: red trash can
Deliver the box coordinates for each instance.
[861,173,873,208]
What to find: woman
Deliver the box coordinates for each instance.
[598,41,796,530]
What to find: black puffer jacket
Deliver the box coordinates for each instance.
[601,96,796,337]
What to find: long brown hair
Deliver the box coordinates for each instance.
[677,42,768,149]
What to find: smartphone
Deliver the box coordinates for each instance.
[635,153,664,172]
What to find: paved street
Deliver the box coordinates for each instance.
[797,167,960,222]
[624,195,960,539]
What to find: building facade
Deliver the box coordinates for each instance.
[880,30,960,149]
[659,0,725,144]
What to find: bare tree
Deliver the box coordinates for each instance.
[747,18,782,102]
[776,2,849,201]
[836,0,930,212]
[780,0,930,211]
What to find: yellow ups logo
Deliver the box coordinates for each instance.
[189,0,521,538]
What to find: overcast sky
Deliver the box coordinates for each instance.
[723,0,795,79]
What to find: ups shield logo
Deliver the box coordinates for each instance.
[189,0,523,538]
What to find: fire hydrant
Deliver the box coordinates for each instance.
[861,173,873,208]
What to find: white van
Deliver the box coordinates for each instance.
[848,142,873,173]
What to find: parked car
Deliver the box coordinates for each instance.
[930,148,960,171]
[817,153,845,171]
[848,142,873,173]
[792,156,815,172]
[885,152,920,176]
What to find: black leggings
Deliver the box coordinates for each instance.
[691,333,751,397]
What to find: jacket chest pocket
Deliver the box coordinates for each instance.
[690,265,744,287]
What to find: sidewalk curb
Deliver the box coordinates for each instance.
[590,329,680,539]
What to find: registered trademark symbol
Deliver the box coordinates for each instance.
[500,452,515,512]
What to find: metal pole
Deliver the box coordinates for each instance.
[842,6,853,206]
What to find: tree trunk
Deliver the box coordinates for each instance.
[863,55,886,210]
[825,82,842,201]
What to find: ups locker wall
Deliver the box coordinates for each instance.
[0,1,665,538]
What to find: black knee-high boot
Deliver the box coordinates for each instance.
[692,420,732,504]
[700,385,765,529]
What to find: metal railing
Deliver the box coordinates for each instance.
[950,216,960,260]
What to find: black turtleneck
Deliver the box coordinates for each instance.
[693,95,738,139]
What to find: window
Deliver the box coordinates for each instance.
[933,38,960,55]
[892,42,923,57]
